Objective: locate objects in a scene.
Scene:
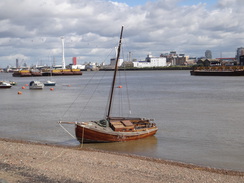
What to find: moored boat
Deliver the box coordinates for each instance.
[12,70,32,77]
[0,81,12,88]
[13,69,82,77]
[29,81,44,89]
[59,26,158,143]
[190,66,244,76]
[74,117,157,143]
[44,80,56,86]
[9,81,17,85]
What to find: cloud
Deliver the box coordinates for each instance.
[0,0,243,67]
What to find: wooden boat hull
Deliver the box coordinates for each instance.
[75,123,158,143]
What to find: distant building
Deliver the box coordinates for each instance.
[72,57,77,65]
[160,51,188,66]
[236,47,244,65]
[197,59,220,66]
[110,58,123,67]
[68,64,85,70]
[205,50,212,59]
[216,58,236,66]
[16,59,19,68]
[185,56,197,65]
[133,53,166,68]
[240,56,244,66]
[169,51,177,56]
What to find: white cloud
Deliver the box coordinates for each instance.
[0,0,243,67]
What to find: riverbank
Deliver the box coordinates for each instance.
[0,139,243,183]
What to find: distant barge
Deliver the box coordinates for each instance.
[12,69,82,77]
[190,66,244,76]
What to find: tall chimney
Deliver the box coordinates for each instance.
[61,37,65,69]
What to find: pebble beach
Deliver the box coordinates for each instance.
[0,139,243,183]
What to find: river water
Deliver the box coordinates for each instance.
[0,70,243,171]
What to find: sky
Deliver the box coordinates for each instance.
[0,0,244,68]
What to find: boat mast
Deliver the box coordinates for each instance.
[107,26,124,119]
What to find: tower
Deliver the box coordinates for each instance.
[72,57,77,65]
[16,59,19,68]
[61,37,65,69]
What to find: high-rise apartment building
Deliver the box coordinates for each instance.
[205,50,212,59]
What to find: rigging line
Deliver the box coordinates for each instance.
[124,69,132,115]
[105,71,121,118]
[60,71,99,120]
[104,72,113,118]
[107,26,123,118]
[120,80,124,116]
[78,70,108,120]
[59,123,76,139]
[117,70,122,116]
[61,44,113,119]
[120,47,131,116]
[103,41,125,118]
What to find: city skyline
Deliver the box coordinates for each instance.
[0,0,243,67]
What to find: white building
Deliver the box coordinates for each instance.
[133,53,167,68]
[110,58,123,67]
[70,64,85,70]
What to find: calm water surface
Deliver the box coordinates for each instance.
[0,70,243,171]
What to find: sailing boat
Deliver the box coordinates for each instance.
[59,26,158,143]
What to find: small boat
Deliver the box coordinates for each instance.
[44,80,56,86]
[190,66,244,76]
[59,26,158,143]
[0,81,12,88]
[44,69,56,86]
[9,81,17,85]
[29,81,44,89]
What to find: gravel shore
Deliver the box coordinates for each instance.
[0,139,243,183]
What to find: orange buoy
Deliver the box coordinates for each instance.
[118,85,123,88]
[25,84,28,86]
[18,91,22,95]
[50,88,54,91]
[67,85,71,87]
[22,86,26,89]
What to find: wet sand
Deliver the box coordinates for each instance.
[0,138,243,183]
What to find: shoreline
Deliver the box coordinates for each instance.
[0,138,243,183]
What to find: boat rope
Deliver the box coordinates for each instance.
[36,149,68,167]
[59,123,76,139]
[80,126,85,148]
